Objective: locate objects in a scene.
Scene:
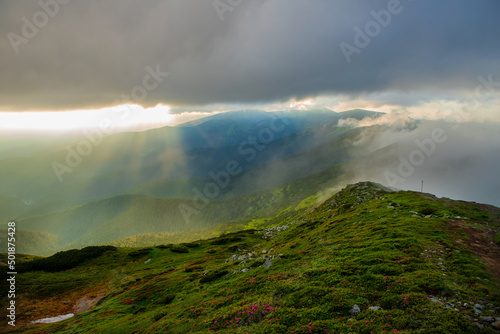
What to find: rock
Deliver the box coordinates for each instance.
[474,309,482,316]
[480,316,495,323]
[144,259,151,264]
[474,304,484,310]
[473,322,484,329]
[445,303,454,309]
[491,321,500,330]
[350,304,360,316]
[62,301,69,305]
[430,298,440,303]
[264,260,273,268]
[369,306,382,311]
[261,249,267,254]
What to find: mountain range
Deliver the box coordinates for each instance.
[1,109,499,256]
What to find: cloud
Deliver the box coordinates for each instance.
[1,0,499,111]
[343,120,500,206]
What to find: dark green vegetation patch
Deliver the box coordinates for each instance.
[170,244,189,253]
[18,245,116,273]
[128,247,152,257]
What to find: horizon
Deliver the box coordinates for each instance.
[1,1,499,135]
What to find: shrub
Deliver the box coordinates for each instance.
[250,260,265,268]
[183,242,199,248]
[154,294,176,305]
[153,311,168,322]
[170,245,189,253]
[19,246,117,272]
[200,269,228,283]
[184,265,203,272]
[128,248,152,257]
[420,206,437,216]
[209,237,242,245]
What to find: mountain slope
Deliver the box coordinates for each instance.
[3,182,499,333]
[11,164,347,254]
[0,109,347,212]
[0,194,27,222]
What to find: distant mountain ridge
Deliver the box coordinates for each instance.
[4,109,499,256]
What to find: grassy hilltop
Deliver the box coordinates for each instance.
[1,182,500,333]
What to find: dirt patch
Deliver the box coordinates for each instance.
[73,292,106,314]
[449,219,500,281]
[7,282,110,331]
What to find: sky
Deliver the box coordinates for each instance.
[1,0,500,133]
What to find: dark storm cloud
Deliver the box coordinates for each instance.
[1,0,499,111]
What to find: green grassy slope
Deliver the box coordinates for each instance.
[10,164,348,255]
[0,229,58,256]
[2,182,500,333]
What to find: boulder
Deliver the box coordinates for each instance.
[350,304,360,316]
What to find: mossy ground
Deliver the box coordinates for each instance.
[2,182,499,333]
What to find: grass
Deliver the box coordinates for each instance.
[494,233,500,246]
[1,182,499,333]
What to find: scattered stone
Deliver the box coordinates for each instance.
[430,298,440,303]
[474,309,482,316]
[264,260,273,268]
[445,303,454,309]
[350,304,360,316]
[473,322,484,329]
[144,259,151,264]
[261,249,267,254]
[258,221,299,239]
[475,304,484,310]
[369,306,382,311]
[480,316,495,323]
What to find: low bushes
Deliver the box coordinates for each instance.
[128,248,152,257]
[19,246,117,272]
[170,245,189,253]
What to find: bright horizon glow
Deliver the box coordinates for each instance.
[0,104,217,137]
[1,93,499,137]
